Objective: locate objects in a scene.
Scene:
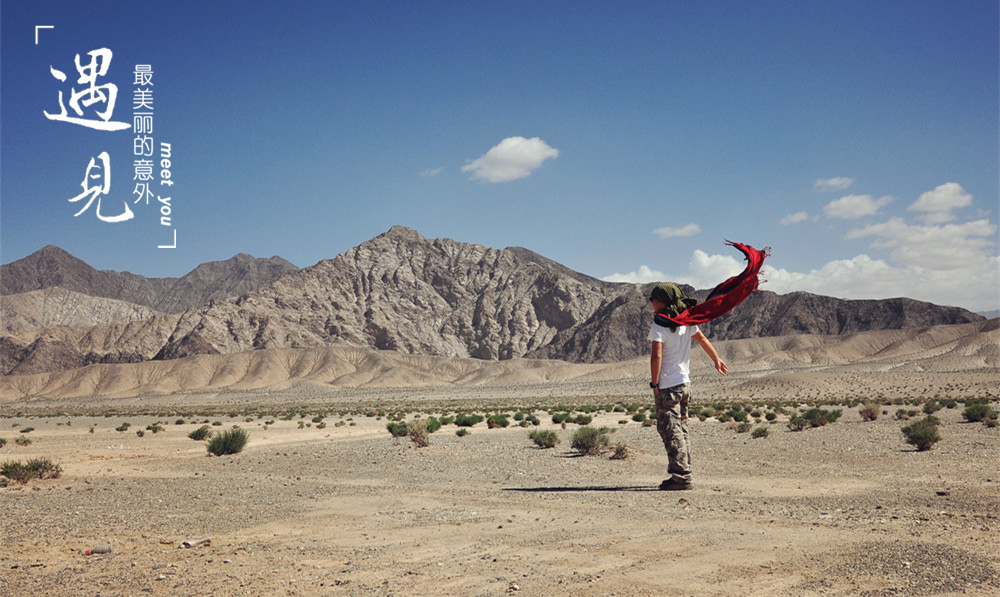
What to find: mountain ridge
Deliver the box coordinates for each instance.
[0,226,984,376]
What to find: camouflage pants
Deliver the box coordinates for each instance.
[655,384,692,483]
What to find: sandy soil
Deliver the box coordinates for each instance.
[1,388,997,596]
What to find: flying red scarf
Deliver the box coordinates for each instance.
[654,241,769,328]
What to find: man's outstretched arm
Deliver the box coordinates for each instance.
[692,330,728,375]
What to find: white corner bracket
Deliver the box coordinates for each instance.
[35,25,54,45]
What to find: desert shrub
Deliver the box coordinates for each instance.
[207,427,249,456]
[734,422,752,433]
[610,442,630,460]
[0,438,6,448]
[424,417,442,433]
[923,401,942,415]
[513,412,525,421]
[14,435,32,446]
[188,426,212,441]
[963,403,997,423]
[944,400,958,409]
[486,414,510,429]
[454,414,484,427]
[631,412,647,422]
[1,458,62,484]
[316,421,327,429]
[641,418,654,427]
[750,409,763,419]
[571,414,592,425]
[764,412,777,421]
[571,426,613,456]
[750,426,769,439]
[527,415,541,426]
[146,423,164,434]
[408,420,430,447]
[212,421,223,426]
[386,422,409,438]
[439,416,455,426]
[902,417,941,451]
[802,408,842,427]
[311,416,324,423]
[894,409,911,421]
[859,403,880,422]
[19,427,34,434]
[551,412,571,424]
[787,415,808,431]
[728,409,749,423]
[986,417,998,428]
[135,430,145,437]
[528,429,559,449]
[175,419,186,425]
[455,428,470,437]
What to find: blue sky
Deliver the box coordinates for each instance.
[2,1,997,311]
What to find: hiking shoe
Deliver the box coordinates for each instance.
[659,479,693,491]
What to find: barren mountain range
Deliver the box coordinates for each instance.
[0,226,984,377]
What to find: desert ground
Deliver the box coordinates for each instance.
[2,326,998,596]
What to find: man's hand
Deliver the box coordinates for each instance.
[714,359,729,375]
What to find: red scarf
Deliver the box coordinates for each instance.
[654,241,769,327]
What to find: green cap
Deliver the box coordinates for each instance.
[650,282,697,317]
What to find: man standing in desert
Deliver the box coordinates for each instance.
[648,282,728,491]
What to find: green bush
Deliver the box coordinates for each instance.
[734,422,752,433]
[750,426,769,439]
[801,408,842,427]
[386,422,409,438]
[439,416,455,426]
[207,427,249,456]
[551,412,571,424]
[1,458,62,484]
[787,415,808,431]
[14,436,32,446]
[528,429,559,449]
[455,428,470,437]
[902,417,941,451]
[728,409,749,423]
[923,401,942,415]
[486,414,510,429]
[610,442,630,460]
[424,417,442,433]
[146,423,164,434]
[571,426,613,456]
[764,411,777,421]
[19,427,34,434]
[188,426,212,441]
[454,414,484,427]
[963,403,997,423]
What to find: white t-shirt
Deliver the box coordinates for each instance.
[648,323,699,388]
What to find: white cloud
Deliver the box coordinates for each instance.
[602,265,667,284]
[845,217,996,270]
[461,136,559,183]
[653,223,701,239]
[604,240,998,311]
[823,194,894,219]
[907,182,973,224]
[780,211,810,225]
[763,254,999,312]
[815,177,854,191]
[420,167,444,177]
